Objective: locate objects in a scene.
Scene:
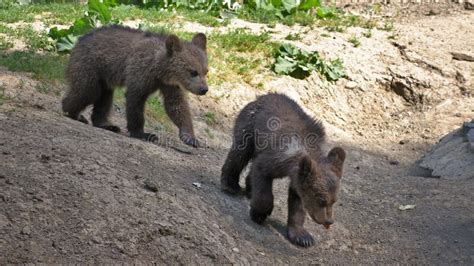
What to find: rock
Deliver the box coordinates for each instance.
[451,52,474,62]
[144,178,158,193]
[399,139,409,145]
[419,127,474,179]
[345,81,358,90]
[21,226,31,235]
[465,0,474,10]
[389,160,400,165]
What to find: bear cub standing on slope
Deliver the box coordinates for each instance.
[62,25,208,147]
[221,93,346,247]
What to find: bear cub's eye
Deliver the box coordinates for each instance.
[190,70,199,77]
[318,198,327,207]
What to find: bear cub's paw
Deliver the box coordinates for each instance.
[179,132,199,148]
[288,227,315,248]
[96,125,121,133]
[220,179,243,195]
[250,208,271,225]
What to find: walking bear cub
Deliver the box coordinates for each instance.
[62,25,208,147]
[221,93,346,247]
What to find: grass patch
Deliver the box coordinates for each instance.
[145,94,172,131]
[362,29,372,38]
[0,85,5,106]
[285,33,302,41]
[210,29,271,52]
[202,111,216,126]
[318,14,376,33]
[0,3,84,24]
[0,24,53,51]
[238,7,314,26]
[348,35,360,47]
[381,21,394,31]
[207,29,278,85]
[0,51,67,81]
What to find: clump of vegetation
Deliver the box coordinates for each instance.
[210,29,271,52]
[381,20,394,31]
[203,112,217,126]
[0,51,67,81]
[48,0,118,52]
[285,33,302,41]
[0,85,6,106]
[348,35,360,47]
[273,43,346,81]
[363,29,372,38]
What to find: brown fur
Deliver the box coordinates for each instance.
[221,93,346,247]
[62,25,209,147]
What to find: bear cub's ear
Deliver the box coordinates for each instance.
[192,33,207,51]
[327,147,346,177]
[166,35,182,56]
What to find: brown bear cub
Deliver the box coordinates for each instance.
[221,93,346,247]
[62,25,209,147]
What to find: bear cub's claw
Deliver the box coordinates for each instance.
[288,228,315,248]
[179,132,199,148]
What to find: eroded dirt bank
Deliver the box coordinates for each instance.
[1,8,473,264]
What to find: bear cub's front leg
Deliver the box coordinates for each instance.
[287,187,315,247]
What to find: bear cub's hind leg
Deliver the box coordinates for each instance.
[91,88,120,133]
[249,161,274,224]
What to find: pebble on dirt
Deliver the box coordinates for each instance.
[144,178,159,192]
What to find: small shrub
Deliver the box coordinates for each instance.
[272,43,346,81]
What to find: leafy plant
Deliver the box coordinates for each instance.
[273,43,346,81]
[348,35,360,47]
[362,29,372,38]
[48,0,118,52]
[203,112,217,125]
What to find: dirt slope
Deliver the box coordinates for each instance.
[1,9,474,264]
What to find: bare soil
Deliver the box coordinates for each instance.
[0,8,473,264]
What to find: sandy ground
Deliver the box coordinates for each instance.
[0,6,473,264]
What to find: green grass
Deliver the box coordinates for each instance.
[348,35,360,47]
[381,21,394,31]
[362,29,372,38]
[0,85,5,106]
[202,111,216,126]
[0,3,84,24]
[238,7,314,27]
[210,29,271,52]
[112,5,225,27]
[207,29,278,85]
[0,24,53,51]
[0,51,67,81]
[285,33,302,41]
[318,15,376,33]
[145,95,172,131]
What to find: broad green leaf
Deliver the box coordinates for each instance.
[72,17,95,36]
[88,0,112,23]
[281,0,298,13]
[299,0,319,11]
[274,57,296,74]
[48,27,72,40]
[57,34,78,52]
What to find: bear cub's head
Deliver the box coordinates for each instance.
[295,147,346,229]
[164,33,209,96]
